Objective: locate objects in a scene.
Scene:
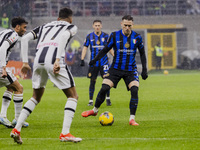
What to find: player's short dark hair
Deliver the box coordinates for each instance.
[122,15,134,21]
[93,20,102,24]
[59,7,73,19]
[11,17,28,28]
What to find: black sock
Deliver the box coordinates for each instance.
[129,86,138,115]
[95,84,110,108]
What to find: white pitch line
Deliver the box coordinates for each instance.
[1,138,200,140]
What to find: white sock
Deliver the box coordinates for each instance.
[89,100,93,103]
[13,94,23,120]
[93,107,98,113]
[129,115,135,121]
[0,91,12,118]
[62,98,77,135]
[106,97,110,100]
[15,97,38,131]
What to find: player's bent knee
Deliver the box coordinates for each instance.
[130,86,138,97]
[100,84,110,94]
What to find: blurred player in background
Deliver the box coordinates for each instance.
[82,15,148,126]
[154,42,163,70]
[0,17,29,128]
[80,20,114,106]
[10,7,82,144]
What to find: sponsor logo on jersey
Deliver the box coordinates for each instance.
[37,42,58,49]
[10,36,15,42]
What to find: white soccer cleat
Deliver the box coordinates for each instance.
[10,128,23,144]
[0,117,13,128]
[12,119,29,128]
[59,133,82,143]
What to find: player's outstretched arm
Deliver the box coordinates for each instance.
[0,41,10,76]
[21,32,34,63]
[89,45,111,65]
[139,47,148,80]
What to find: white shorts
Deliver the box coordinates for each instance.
[0,68,17,88]
[32,63,75,89]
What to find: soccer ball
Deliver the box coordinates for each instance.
[163,70,169,75]
[99,111,114,126]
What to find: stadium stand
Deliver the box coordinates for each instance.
[1,0,200,18]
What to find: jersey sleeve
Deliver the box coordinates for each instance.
[105,34,109,42]
[31,26,41,39]
[56,30,71,59]
[137,35,144,50]
[6,31,19,46]
[106,32,114,49]
[0,31,19,66]
[137,35,147,70]
[0,41,10,67]
[67,25,77,37]
[83,34,90,47]
[21,32,35,62]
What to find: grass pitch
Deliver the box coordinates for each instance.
[0,70,200,150]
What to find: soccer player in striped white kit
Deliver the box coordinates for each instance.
[0,17,29,128]
[11,7,82,144]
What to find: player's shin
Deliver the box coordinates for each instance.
[13,94,23,120]
[129,86,139,116]
[62,98,77,135]
[0,90,12,117]
[14,97,38,131]
[89,80,96,100]
[94,84,110,108]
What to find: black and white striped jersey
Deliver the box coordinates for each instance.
[30,21,77,65]
[0,29,19,67]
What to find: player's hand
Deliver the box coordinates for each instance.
[1,67,7,78]
[89,59,95,65]
[141,68,148,80]
[21,63,31,78]
[53,59,60,74]
[80,60,85,66]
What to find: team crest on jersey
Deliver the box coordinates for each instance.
[125,42,130,48]
[88,73,92,77]
[133,39,136,44]
[102,38,105,42]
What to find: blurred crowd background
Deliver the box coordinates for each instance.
[1,0,200,77]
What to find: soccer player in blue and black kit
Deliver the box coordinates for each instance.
[81,15,148,126]
[80,20,114,106]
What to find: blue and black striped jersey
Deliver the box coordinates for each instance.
[84,31,109,67]
[107,29,144,71]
